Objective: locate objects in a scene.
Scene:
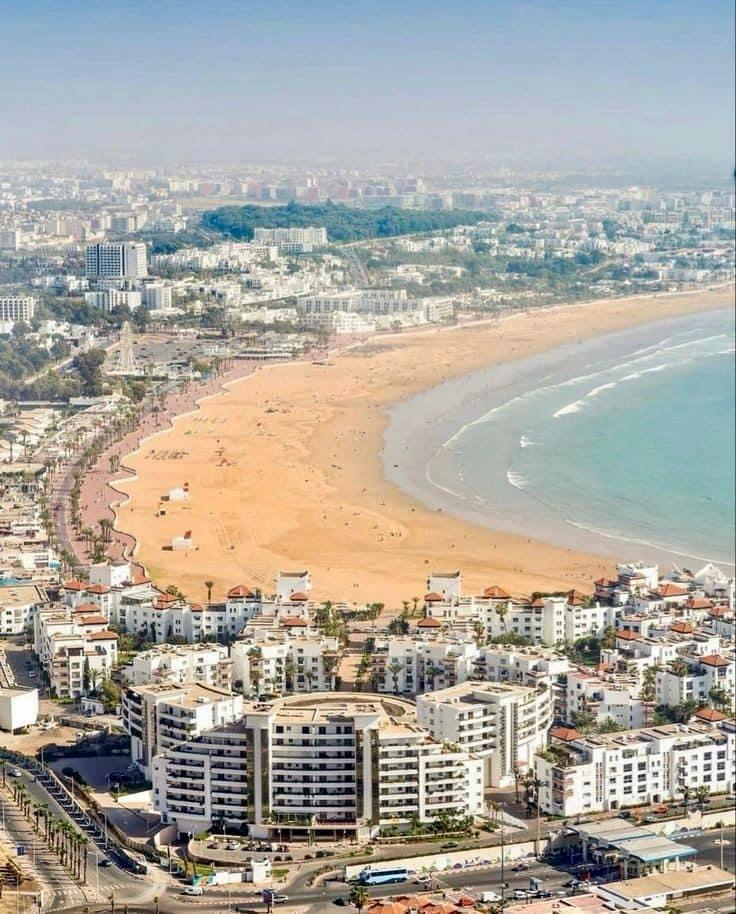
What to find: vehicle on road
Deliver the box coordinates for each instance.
[563,879,581,888]
[225,842,241,850]
[182,886,204,896]
[441,841,460,849]
[9,768,22,777]
[514,890,530,899]
[480,891,502,902]
[99,859,112,867]
[512,861,531,870]
[332,899,347,906]
[357,866,409,886]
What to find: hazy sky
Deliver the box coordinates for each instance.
[1,0,733,167]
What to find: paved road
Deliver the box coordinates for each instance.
[5,768,161,912]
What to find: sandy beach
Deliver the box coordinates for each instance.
[113,285,734,607]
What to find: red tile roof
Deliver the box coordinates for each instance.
[281,616,308,627]
[567,589,587,606]
[670,621,694,634]
[424,592,443,602]
[483,585,511,599]
[228,585,255,598]
[616,629,640,640]
[417,617,441,628]
[73,602,101,614]
[77,615,108,625]
[550,726,583,742]
[685,597,713,609]
[88,630,118,641]
[288,591,309,602]
[658,583,687,597]
[694,707,728,722]
[708,606,731,618]
[700,654,730,668]
[63,580,86,591]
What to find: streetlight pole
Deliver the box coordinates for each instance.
[499,802,506,909]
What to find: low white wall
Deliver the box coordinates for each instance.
[345,839,539,882]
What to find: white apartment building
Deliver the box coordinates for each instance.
[253,226,327,247]
[230,629,339,696]
[0,583,47,635]
[129,643,232,690]
[84,288,142,312]
[152,692,484,840]
[33,606,118,699]
[122,681,243,778]
[536,718,736,817]
[422,576,616,646]
[416,681,552,787]
[140,281,173,310]
[0,296,36,328]
[373,634,479,695]
[566,669,646,730]
[85,242,148,280]
[0,229,21,251]
[655,653,735,708]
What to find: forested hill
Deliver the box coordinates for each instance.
[201,202,492,243]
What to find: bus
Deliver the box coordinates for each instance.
[357,867,409,886]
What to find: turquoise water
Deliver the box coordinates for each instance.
[419,308,735,567]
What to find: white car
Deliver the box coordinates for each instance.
[182,886,203,896]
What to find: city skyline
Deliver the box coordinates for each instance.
[1,0,733,169]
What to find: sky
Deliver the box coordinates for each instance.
[0,0,733,169]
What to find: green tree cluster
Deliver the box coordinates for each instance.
[202,201,490,243]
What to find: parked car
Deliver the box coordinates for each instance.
[225,842,241,851]
[513,890,530,899]
[182,886,203,896]
[99,859,112,868]
[271,894,288,904]
[563,879,581,888]
[9,769,22,778]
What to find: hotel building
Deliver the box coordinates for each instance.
[122,681,243,778]
[152,693,484,840]
[416,681,553,787]
[535,716,736,817]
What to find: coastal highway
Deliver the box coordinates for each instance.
[5,768,160,912]
[39,827,735,913]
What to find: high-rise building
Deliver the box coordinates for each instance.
[152,692,484,838]
[85,242,148,281]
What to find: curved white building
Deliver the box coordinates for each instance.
[152,692,484,840]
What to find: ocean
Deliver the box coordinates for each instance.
[383,307,735,571]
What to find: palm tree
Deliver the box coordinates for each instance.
[349,885,369,912]
[387,660,404,694]
[694,784,710,811]
[323,653,340,687]
[426,663,442,691]
[708,687,730,710]
[204,580,214,603]
[496,602,508,633]
[679,784,692,812]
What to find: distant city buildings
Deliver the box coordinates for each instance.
[0,295,36,332]
[85,242,148,282]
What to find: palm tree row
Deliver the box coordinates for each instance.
[11,782,89,881]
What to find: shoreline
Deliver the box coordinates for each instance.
[383,306,735,572]
[112,284,734,606]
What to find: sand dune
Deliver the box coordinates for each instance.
[114,285,733,607]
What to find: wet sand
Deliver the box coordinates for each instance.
[113,285,734,607]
